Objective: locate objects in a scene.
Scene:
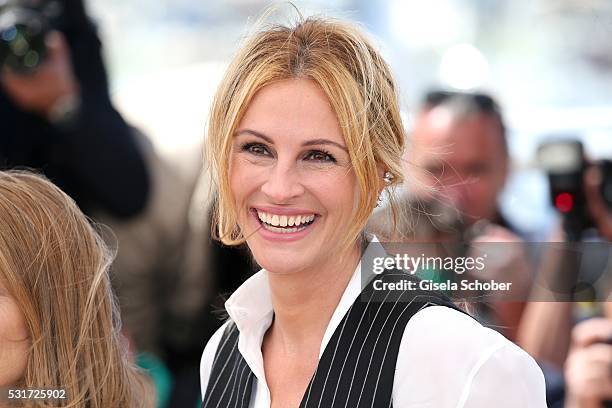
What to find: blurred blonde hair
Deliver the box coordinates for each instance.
[0,170,152,408]
[206,15,405,253]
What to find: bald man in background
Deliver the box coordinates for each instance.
[405,91,512,230]
[400,91,530,341]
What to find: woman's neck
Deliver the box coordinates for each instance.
[265,245,361,354]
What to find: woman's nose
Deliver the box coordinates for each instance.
[260,162,305,203]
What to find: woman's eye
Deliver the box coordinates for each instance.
[243,143,271,156]
[304,150,336,163]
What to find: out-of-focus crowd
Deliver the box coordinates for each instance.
[0,1,610,407]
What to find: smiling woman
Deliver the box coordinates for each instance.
[200,16,547,408]
[206,18,405,255]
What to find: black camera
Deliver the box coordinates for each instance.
[538,139,612,240]
[0,0,61,73]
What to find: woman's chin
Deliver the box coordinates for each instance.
[251,248,311,275]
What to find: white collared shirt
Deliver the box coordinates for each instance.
[200,249,547,408]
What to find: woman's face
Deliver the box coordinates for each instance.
[0,278,29,387]
[230,78,358,274]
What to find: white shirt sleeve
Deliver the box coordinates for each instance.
[460,342,547,408]
[200,321,231,399]
[393,306,547,408]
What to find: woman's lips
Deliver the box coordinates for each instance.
[250,208,318,242]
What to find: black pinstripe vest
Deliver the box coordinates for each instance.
[202,271,461,408]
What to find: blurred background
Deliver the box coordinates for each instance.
[90,0,612,238]
[2,0,612,406]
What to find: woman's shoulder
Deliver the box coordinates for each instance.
[402,305,536,367]
[394,306,546,407]
[405,305,498,345]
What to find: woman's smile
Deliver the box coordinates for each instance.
[250,207,320,241]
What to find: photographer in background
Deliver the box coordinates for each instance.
[564,167,612,408]
[517,143,612,408]
[393,90,532,341]
[0,0,177,401]
[0,0,150,218]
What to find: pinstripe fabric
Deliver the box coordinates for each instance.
[202,271,460,408]
[202,323,255,408]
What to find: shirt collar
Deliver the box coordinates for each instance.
[224,234,386,342]
[223,234,387,384]
[224,269,274,335]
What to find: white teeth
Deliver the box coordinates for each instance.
[262,224,305,233]
[256,210,316,228]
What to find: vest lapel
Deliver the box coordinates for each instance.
[202,323,255,408]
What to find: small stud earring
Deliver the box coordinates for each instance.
[383,171,394,184]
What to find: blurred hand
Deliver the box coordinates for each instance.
[0,30,79,118]
[470,224,530,341]
[565,318,612,408]
[471,223,527,273]
[585,166,612,241]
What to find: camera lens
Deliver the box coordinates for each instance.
[0,7,48,72]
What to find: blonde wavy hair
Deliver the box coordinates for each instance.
[206,15,405,252]
[0,171,152,408]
